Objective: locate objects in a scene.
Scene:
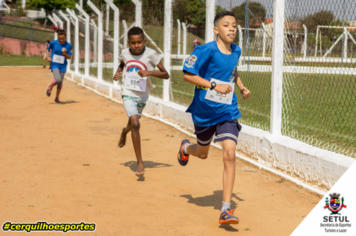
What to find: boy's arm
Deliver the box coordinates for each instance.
[137,62,169,79]
[47,43,52,62]
[235,71,251,100]
[113,61,125,81]
[62,48,71,59]
[183,72,233,94]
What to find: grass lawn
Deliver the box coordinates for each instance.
[0,23,54,43]
[170,70,356,157]
[0,54,43,66]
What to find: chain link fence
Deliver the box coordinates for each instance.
[283,0,356,157]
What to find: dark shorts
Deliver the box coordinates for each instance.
[194,120,242,146]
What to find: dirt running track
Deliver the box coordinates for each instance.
[0,67,321,236]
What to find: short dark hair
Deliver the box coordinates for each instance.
[46,40,50,44]
[128,27,144,40]
[57,29,66,36]
[214,11,236,26]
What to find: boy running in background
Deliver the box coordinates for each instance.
[177,11,250,224]
[43,40,50,68]
[46,29,73,104]
[113,27,169,175]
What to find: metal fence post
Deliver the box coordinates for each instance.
[91,19,98,65]
[182,22,187,63]
[302,24,307,59]
[87,0,103,81]
[47,15,58,40]
[177,19,181,57]
[131,0,142,28]
[123,20,128,49]
[59,10,71,72]
[75,4,90,77]
[205,0,215,43]
[66,8,79,74]
[163,0,172,102]
[270,0,285,135]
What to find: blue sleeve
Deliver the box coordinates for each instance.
[48,41,54,51]
[66,43,73,56]
[182,46,211,76]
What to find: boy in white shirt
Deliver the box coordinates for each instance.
[113,27,169,175]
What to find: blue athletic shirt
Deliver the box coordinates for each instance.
[49,40,73,72]
[183,41,242,127]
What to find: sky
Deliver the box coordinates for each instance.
[216,0,356,22]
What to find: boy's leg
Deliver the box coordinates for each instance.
[55,85,62,99]
[221,139,236,205]
[43,57,46,67]
[54,72,65,102]
[185,143,210,159]
[218,139,239,225]
[177,125,215,166]
[130,114,144,174]
[118,119,131,148]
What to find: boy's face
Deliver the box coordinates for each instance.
[214,16,237,43]
[128,34,146,55]
[58,34,66,45]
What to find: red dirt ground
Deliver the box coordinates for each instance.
[0,67,321,235]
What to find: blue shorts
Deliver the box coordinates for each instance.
[122,95,147,119]
[194,120,242,146]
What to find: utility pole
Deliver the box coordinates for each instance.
[230,0,232,11]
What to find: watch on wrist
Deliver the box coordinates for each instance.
[210,81,216,90]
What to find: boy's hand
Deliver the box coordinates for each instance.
[241,87,251,100]
[138,70,152,78]
[48,57,52,62]
[214,84,233,94]
[113,71,122,81]
[62,48,67,53]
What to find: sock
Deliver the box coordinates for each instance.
[221,201,231,212]
[182,144,189,155]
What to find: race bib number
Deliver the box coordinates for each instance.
[52,54,65,64]
[205,78,234,104]
[124,73,147,92]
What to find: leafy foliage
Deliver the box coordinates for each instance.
[232,1,266,27]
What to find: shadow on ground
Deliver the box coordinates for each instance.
[181,190,244,231]
[180,190,244,210]
[121,161,173,181]
[50,100,79,105]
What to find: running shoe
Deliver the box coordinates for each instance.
[177,138,190,166]
[54,98,62,104]
[218,209,239,224]
[46,84,52,97]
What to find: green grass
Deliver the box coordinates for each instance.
[170,70,356,157]
[102,20,204,56]
[0,23,54,43]
[0,54,43,65]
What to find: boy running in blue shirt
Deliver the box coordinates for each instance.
[113,27,169,175]
[177,11,250,224]
[43,40,50,68]
[46,29,73,104]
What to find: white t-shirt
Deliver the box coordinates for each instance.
[119,47,162,99]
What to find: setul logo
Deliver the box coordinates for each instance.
[324,193,347,215]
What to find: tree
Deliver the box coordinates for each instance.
[301,11,334,34]
[30,0,75,28]
[215,5,226,15]
[186,0,205,28]
[232,1,266,27]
